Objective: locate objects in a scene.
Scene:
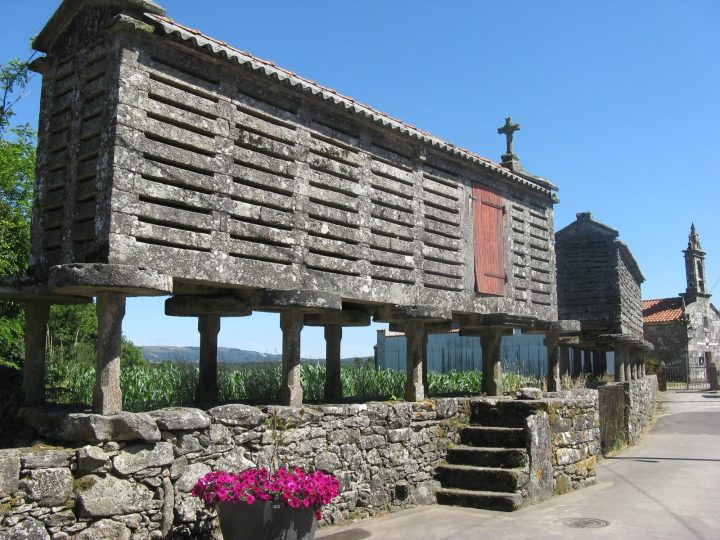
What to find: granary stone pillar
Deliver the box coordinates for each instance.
[197,315,221,402]
[570,347,582,378]
[481,330,503,396]
[559,346,570,378]
[592,351,607,377]
[324,325,342,402]
[581,350,593,374]
[615,345,627,382]
[625,352,633,381]
[545,332,561,392]
[630,352,638,380]
[93,293,126,415]
[404,321,426,402]
[280,310,304,406]
[304,310,370,402]
[22,300,51,405]
[421,328,429,393]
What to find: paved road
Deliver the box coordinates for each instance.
[316,390,720,540]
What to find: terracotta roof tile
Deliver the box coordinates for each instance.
[642,298,684,324]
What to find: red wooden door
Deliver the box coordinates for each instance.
[472,185,506,296]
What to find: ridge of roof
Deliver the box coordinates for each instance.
[144,13,555,196]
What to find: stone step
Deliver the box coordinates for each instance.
[469,399,542,428]
[459,426,526,448]
[435,487,523,512]
[435,464,527,493]
[446,445,528,468]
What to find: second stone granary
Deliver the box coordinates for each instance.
[3,0,579,414]
[555,212,652,381]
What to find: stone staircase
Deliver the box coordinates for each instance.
[435,402,532,512]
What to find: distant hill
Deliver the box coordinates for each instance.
[141,346,371,365]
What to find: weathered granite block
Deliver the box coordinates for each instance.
[20,468,73,507]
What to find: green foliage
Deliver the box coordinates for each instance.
[0,58,33,133]
[561,372,591,390]
[502,371,544,393]
[0,57,36,371]
[43,362,550,412]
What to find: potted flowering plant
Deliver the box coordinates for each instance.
[192,466,340,540]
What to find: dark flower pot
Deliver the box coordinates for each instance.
[216,501,317,540]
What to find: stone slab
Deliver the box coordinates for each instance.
[49,263,172,296]
[149,407,212,431]
[61,412,161,443]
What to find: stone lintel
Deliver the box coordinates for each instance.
[165,295,252,317]
[258,290,342,313]
[373,305,451,323]
[458,327,515,337]
[388,321,453,333]
[537,319,581,334]
[304,310,370,327]
[0,277,90,304]
[456,313,540,329]
[595,333,647,349]
[49,264,172,297]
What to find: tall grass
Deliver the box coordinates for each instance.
[45,361,547,412]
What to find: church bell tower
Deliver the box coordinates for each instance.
[682,223,710,302]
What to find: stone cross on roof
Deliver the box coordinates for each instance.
[497,116,520,159]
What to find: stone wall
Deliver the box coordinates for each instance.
[643,321,688,367]
[1,399,467,539]
[624,376,658,444]
[544,390,600,494]
[0,386,657,538]
[617,250,644,337]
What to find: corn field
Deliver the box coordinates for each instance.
[46,361,545,412]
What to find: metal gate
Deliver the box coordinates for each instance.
[664,364,710,390]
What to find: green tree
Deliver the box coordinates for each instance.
[0,58,36,370]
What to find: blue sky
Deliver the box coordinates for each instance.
[2,1,719,358]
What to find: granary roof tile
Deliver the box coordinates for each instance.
[642,298,685,324]
[144,13,556,196]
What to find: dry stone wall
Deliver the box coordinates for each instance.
[0,389,624,538]
[545,390,600,494]
[624,376,658,444]
[1,400,467,539]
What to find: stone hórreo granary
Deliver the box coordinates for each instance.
[1,0,577,414]
[555,212,652,382]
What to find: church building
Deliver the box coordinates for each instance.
[642,225,720,373]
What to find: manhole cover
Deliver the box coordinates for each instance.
[560,518,610,528]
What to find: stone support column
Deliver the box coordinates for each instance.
[615,345,627,382]
[624,351,633,381]
[545,332,560,392]
[22,301,51,405]
[581,350,592,374]
[404,321,425,402]
[570,347,582,378]
[324,325,342,402]
[593,351,607,377]
[421,329,429,394]
[93,293,126,415]
[196,315,220,402]
[630,353,638,380]
[559,346,570,378]
[280,310,304,406]
[481,330,503,396]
